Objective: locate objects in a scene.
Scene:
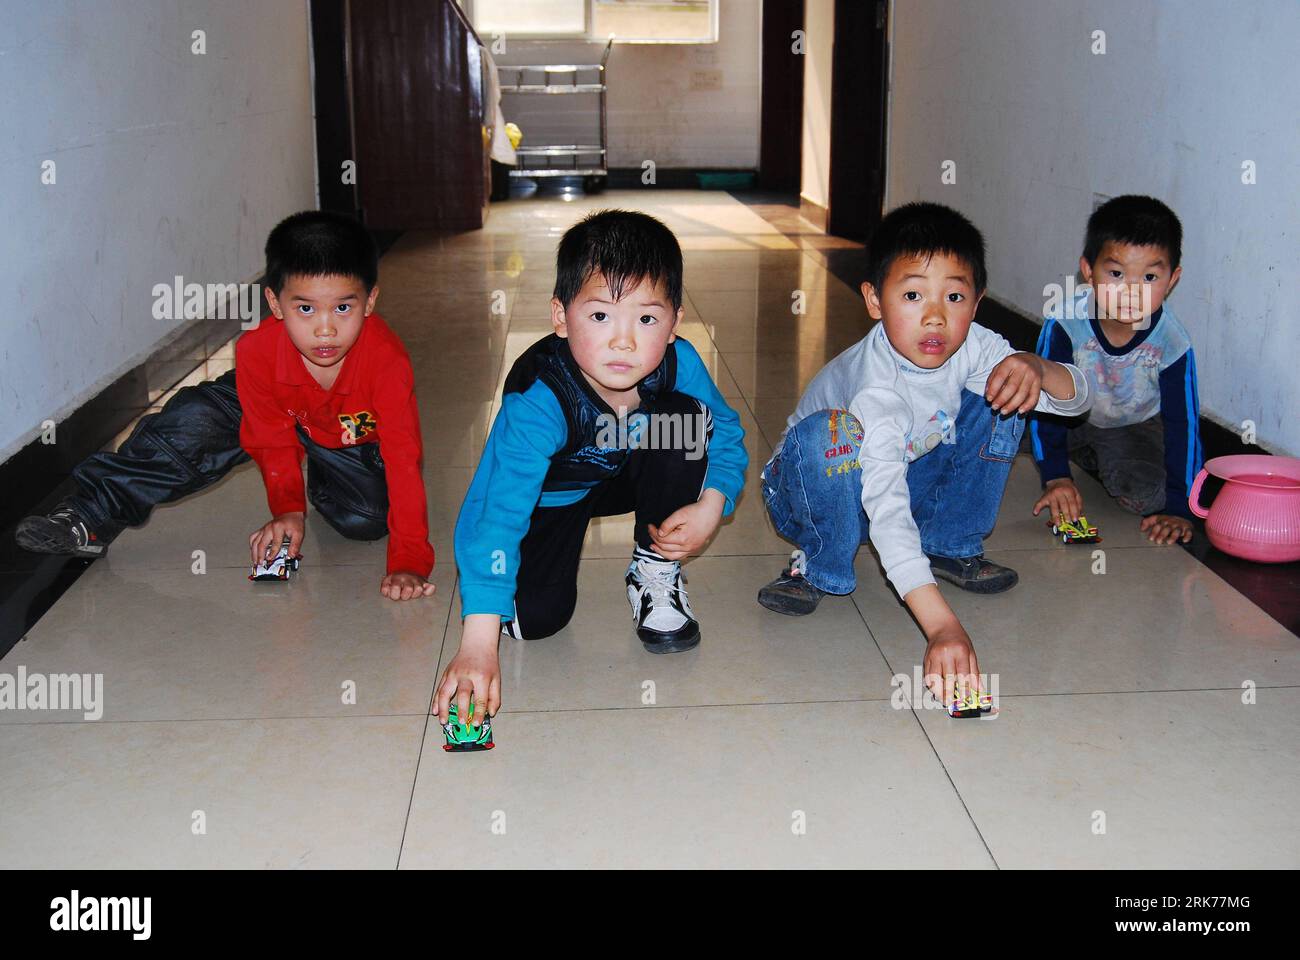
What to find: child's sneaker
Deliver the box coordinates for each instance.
[926,553,1018,594]
[757,549,824,616]
[15,502,107,558]
[625,545,700,654]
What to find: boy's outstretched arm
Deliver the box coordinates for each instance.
[1029,319,1084,521]
[373,361,437,599]
[236,333,310,559]
[436,613,502,725]
[907,583,981,708]
[439,386,567,722]
[984,352,1082,414]
[851,393,984,705]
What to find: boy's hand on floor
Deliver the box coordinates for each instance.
[435,625,501,726]
[380,572,436,600]
[1140,514,1193,545]
[1032,477,1083,522]
[985,352,1044,414]
[250,511,305,565]
[648,489,726,561]
[923,622,982,709]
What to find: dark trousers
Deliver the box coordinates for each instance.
[511,391,713,641]
[1068,414,1166,515]
[68,369,389,543]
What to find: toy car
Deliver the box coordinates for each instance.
[1049,513,1101,545]
[442,703,494,752]
[947,689,994,719]
[249,538,301,582]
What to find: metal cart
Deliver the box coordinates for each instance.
[497,39,613,192]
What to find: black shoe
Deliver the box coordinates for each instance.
[626,546,700,654]
[757,549,825,616]
[926,553,1018,594]
[15,503,108,558]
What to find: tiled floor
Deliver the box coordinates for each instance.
[2,191,1297,868]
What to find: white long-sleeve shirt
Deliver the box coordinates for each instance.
[774,322,1091,597]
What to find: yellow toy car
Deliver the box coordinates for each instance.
[1050,513,1101,545]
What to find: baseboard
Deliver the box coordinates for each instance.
[798,195,828,232]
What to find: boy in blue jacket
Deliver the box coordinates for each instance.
[1031,195,1202,544]
[436,211,748,725]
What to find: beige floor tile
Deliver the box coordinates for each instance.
[748,396,801,450]
[717,350,846,398]
[913,688,1300,868]
[5,562,451,724]
[850,543,1300,696]
[689,286,865,325]
[0,715,426,868]
[418,400,495,468]
[444,554,894,714]
[400,701,992,869]
[988,454,1184,551]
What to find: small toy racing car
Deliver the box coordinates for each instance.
[947,689,994,719]
[442,703,494,752]
[249,538,301,582]
[1049,513,1101,545]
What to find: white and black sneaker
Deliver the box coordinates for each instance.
[15,502,107,558]
[625,545,700,654]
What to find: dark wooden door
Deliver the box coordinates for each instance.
[827,0,889,241]
[346,0,486,230]
[758,0,805,193]
[310,0,358,218]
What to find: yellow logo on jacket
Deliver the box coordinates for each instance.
[339,411,377,444]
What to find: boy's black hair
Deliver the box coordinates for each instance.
[1083,195,1183,269]
[263,210,379,295]
[863,202,987,294]
[553,210,683,311]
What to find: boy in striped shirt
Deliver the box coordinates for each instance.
[1031,195,1202,544]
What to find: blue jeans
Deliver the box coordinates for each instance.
[761,390,1024,595]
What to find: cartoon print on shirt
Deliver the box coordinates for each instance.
[1080,338,1164,422]
[339,410,377,445]
[904,408,954,461]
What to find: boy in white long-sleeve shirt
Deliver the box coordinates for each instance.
[758,203,1091,704]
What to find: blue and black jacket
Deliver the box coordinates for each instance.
[454,335,747,617]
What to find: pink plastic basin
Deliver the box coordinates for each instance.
[1189,454,1300,563]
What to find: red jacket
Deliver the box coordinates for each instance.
[235,313,434,578]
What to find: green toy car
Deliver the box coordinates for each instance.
[1049,513,1101,545]
[442,703,494,752]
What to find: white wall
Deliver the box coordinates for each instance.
[0,0,317,463]
[799,0,834,210]
[886,0,1300,455]
[488,0,760,168]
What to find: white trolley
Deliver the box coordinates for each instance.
[498,39,613,192]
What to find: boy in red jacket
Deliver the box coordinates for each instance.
[16,211,435,601]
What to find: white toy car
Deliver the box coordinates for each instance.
[249,540,301,582]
